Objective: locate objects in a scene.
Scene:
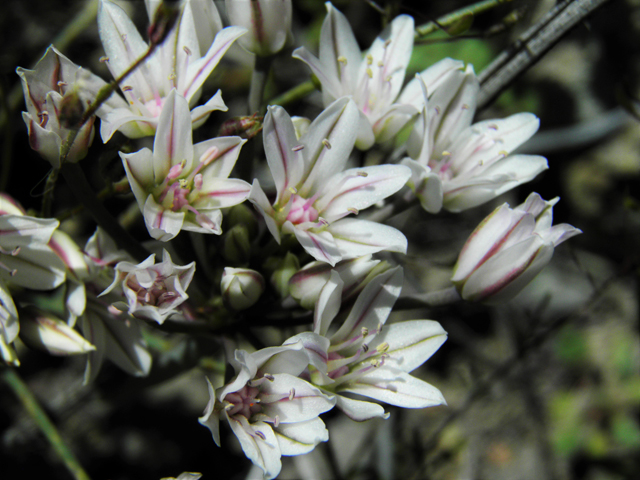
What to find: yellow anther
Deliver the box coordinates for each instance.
[337,56,347,65]
[384,39,392,48]
[183,46,192,55]
[122,86,133,92]
[288,186,298,194]
[99,56,109,63]
[348,207,359,215]
[357,171,369,177]
[322,139,332,149]
[498,150,509,157]
[377,342,390,353]
[366,68,373,79]
[370,359,382,368]
[384,75,392,83]
[366,54,373,65]
[292,145,304,152]
[377,60,384,67]
[361,327,369,337]
[442,151,452,157]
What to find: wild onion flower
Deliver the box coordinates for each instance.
[121,89,250,241]
[452,192,582,303]
[248,98,410,266]
[96,0,245,141]
[199,341,335,479]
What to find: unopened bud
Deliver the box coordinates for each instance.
[270,252,299,299]
[226,0,292,56]
[218,114,263,139]
[221,268,265,310]
[226,204,259,238]
[19,307,95,356]
[222,225,251,265]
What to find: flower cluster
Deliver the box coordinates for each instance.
[8,1,586,479]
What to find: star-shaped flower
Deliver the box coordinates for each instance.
[96,0,245,141]
[121,89,250,241]
[248,98,410,266]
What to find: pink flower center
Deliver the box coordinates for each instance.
[286,194,319,224]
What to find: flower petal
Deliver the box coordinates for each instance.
[316,164,411,222]
[183,26,246,102]
[340,366,446,409]
[260,374,335,423]
[275,417,329,456]
[153,89,194,180]
[331,393,389,421]
[331,267,402,346]
[369,320,447,373]
[328,219,408,261]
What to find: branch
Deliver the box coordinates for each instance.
[477,0,613,110]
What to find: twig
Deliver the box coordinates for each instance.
[2,368,91,480]
[414,0,514,38]
[477,0,614,109]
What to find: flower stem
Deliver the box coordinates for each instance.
[1,367,91,480]
[60,163,149,262]
[41,168,59,218]
[249,55,273,114]
[268,80,315,109]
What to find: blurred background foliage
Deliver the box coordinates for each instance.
[1,0,640,479]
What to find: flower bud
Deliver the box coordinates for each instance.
[269,252,299,298]
[289,255,391,309]
[19,307,95,356]
[226,203,259,238]
[225,0,292,56]
[221,268,265,310]
[452,193,582,304]
[221,224,252,265]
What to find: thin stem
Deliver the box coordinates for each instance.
[41,168,60,218]
[60,163,149,262]
[249,55,273,114]
[268,80,315,108]
[2,368,91,480]
[414,0,514,39]
[477,0,613,109]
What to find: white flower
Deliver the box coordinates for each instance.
[452,192,582,303]
[121,89,250,241]
[226,0,292,56]
[248,98,410,266]
[199,341,335,479]
[291,267,447,421]
[16,46,117,167]
[401,75,549,213]
[293,2,416,149]
[0,195,66,291]
[101,250,195,324]
[96,0,245,141]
